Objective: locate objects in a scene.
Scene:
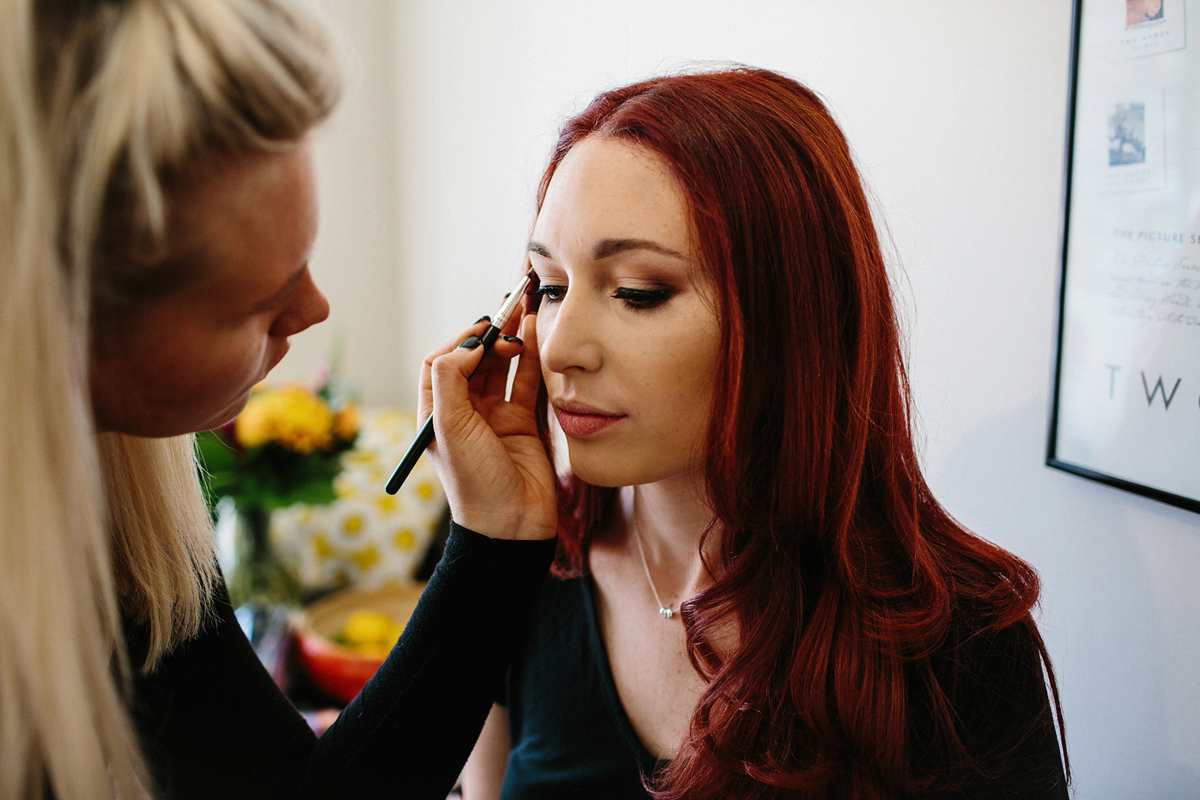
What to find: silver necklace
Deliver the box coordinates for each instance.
[632,523,678,620]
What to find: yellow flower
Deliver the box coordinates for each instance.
[233,396,273,449]
[234,385,334,453]
[350,545,380,571]
[333,404,359,441]
[392,528,415,550]
[312,533,335,561]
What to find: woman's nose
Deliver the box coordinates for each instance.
[269,269,330,338]
[537,292,603,375]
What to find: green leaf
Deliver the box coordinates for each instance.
[282,475,339,507]
[195,430,237,471]
[193,430,344,514]
[195,432,242,513]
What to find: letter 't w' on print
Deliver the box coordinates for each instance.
[1140,372,1182,409]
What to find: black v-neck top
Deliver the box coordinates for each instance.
[500,572,1068,799]
[502,573,659,799]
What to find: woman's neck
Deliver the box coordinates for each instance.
[617,472,717,605]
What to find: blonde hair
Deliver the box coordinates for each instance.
[0,1,339,798]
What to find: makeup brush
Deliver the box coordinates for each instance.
[384,270,538,494]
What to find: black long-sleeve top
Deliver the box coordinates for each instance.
[126,524,555,800]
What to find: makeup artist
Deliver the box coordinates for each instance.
[0,2,555,799]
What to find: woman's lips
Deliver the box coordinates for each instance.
[554,403,625,438]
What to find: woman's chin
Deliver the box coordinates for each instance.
[566,446,708,491]
[566,454,623,488]
[202,392,253,434]
[567,452,651,489]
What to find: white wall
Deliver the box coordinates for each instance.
[285,2,1200,796]
[271,0,405,403]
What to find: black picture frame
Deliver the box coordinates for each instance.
[1047,0,1200,513]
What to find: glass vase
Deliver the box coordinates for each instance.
[228,504,301,609]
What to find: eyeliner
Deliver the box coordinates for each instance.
[384,271,535,495]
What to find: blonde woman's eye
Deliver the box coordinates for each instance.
[614,287,672,310]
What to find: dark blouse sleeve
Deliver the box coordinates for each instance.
[128,523,555,800]
[927,619,1069,800]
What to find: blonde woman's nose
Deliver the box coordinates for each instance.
[270,270,330,338]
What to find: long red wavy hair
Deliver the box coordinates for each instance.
[531,67,1065,798]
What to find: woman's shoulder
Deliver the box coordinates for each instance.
[916,611,1067,797]
[941,605,1042,671]
[929,608,1047,716]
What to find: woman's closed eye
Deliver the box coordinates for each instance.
[532,284,673,311]
[613,286,672,310]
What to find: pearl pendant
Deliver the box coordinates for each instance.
[659,607,674,619]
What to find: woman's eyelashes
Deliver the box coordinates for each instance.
[532,283,674,310]
[532,284,567,304]
[613,286,672,309]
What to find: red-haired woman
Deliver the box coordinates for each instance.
[444,67,1068,799]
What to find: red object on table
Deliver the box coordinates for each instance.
[292,584,425,705]
[293,632,385,705]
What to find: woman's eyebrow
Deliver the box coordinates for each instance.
[525,238,685,260]
[592,238,685,260]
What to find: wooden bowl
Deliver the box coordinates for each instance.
[293,584,426,704]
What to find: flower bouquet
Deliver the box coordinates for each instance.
[197,380,359,608]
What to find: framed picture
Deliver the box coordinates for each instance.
[1047,0,1200,512]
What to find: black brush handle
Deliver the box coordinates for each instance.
[384,325,502,495]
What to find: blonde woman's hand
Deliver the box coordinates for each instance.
[419,313,557,541]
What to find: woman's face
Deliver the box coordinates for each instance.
[530,136,722,488]
[90,141,329,437]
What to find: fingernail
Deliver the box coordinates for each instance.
[475,315,492,324]
[502,335,523,346]
[458,335,482,349]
